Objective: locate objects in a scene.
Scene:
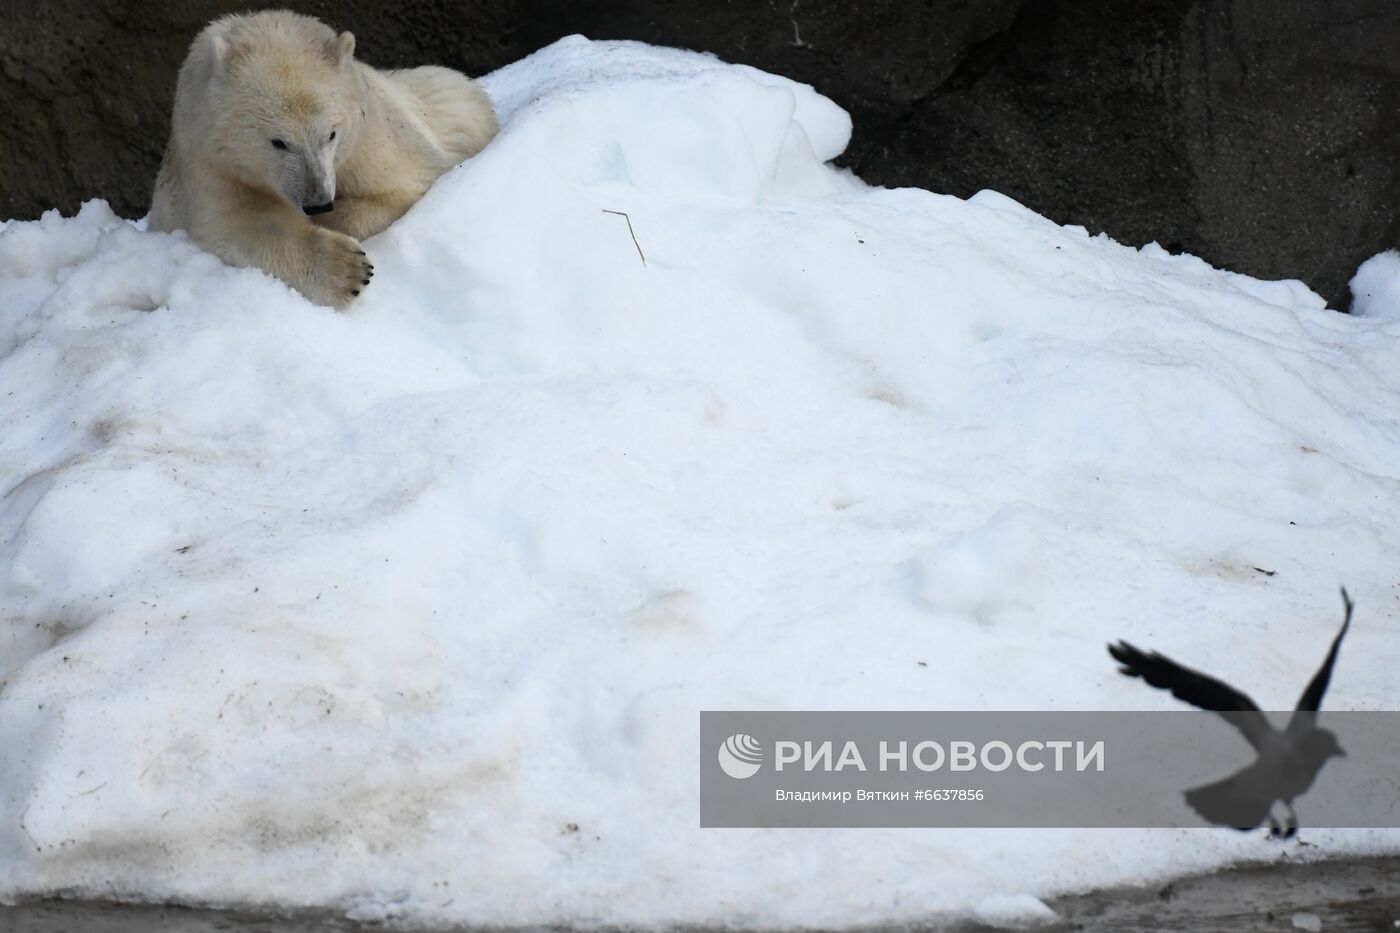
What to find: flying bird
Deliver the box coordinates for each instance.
[1108,588,1354,837]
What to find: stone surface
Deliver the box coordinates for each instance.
[4,0,1400,307]
[2,855,1398,931]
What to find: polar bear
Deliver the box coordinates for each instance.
[149,10,497,308]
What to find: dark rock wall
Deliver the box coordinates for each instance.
[3,0,1399,307]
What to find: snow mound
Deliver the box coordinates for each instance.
[1350,248,1400,321]
[2,36,1399,929]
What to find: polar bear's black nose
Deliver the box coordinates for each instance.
[304,202,334,216]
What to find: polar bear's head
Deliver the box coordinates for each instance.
[190,12,366,216]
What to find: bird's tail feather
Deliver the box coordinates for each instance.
[1184,773,1273,831]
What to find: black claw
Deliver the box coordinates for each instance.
[362,279,370,286]
[351,289,360,296]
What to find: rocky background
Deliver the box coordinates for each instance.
[3,0,1398,308]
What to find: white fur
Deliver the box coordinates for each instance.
[149,10,498,309]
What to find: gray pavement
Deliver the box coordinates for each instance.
[2,855,1398,932]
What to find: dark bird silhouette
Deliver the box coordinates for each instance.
[1108,588,1353,837]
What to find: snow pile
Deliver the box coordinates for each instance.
[1349,249,1400,321]
[2,36,1399,929]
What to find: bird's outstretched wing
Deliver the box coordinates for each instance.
[1183,766,1274,830]
[1108,640,1273,751]
[1288,588,1354,736]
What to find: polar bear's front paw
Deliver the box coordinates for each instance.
[306,228,375,309]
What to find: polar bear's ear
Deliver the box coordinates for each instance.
[208,32,231,68]
[333,31,356,65]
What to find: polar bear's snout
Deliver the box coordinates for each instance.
[292,146,337,215]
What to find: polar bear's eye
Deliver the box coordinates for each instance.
[270,138,289,151]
